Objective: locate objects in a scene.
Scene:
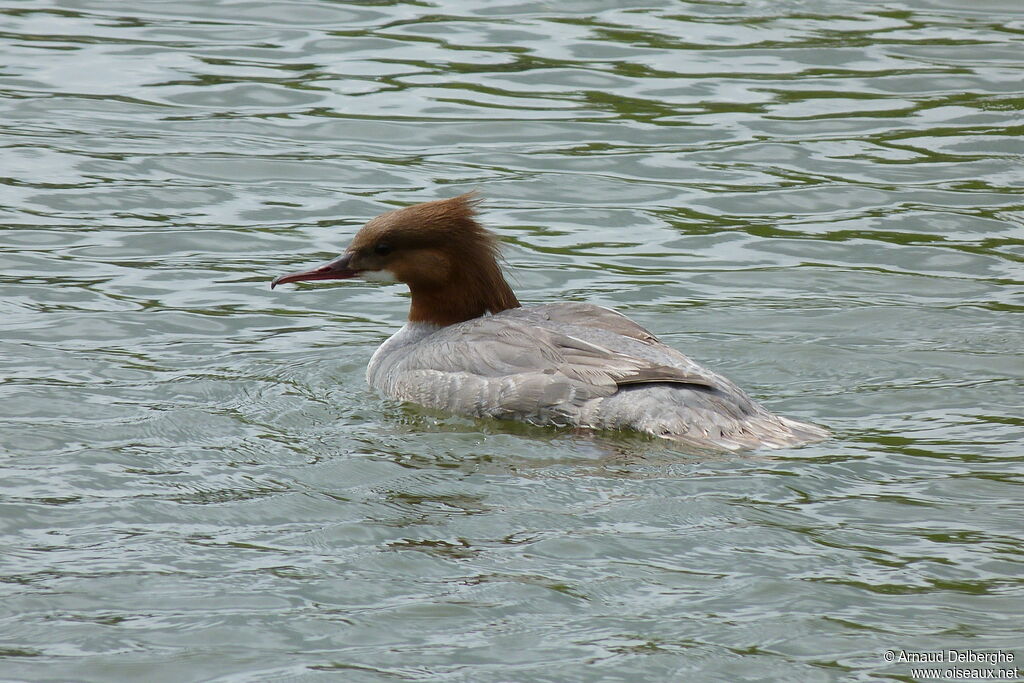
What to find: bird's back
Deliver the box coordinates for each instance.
[367,302,828,450]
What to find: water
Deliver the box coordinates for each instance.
[2,0,1022,680]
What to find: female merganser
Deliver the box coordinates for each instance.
[272,194,828,450]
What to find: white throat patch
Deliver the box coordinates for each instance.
[361,269,397,283]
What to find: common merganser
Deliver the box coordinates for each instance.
[272,194,828,451]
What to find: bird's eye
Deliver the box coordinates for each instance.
[374,242,392,256]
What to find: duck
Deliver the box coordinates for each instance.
[271,193,828,451]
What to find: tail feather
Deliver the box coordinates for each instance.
[663,414,829,451]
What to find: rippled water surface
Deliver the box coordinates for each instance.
[2,0,1022,680]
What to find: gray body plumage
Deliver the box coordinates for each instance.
[367,302,827,450]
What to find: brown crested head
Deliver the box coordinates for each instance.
[347,192,490,283]
[271,192,521,327]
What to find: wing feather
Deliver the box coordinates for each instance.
[383,314,721,421]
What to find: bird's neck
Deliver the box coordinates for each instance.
[407,259,520,327]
